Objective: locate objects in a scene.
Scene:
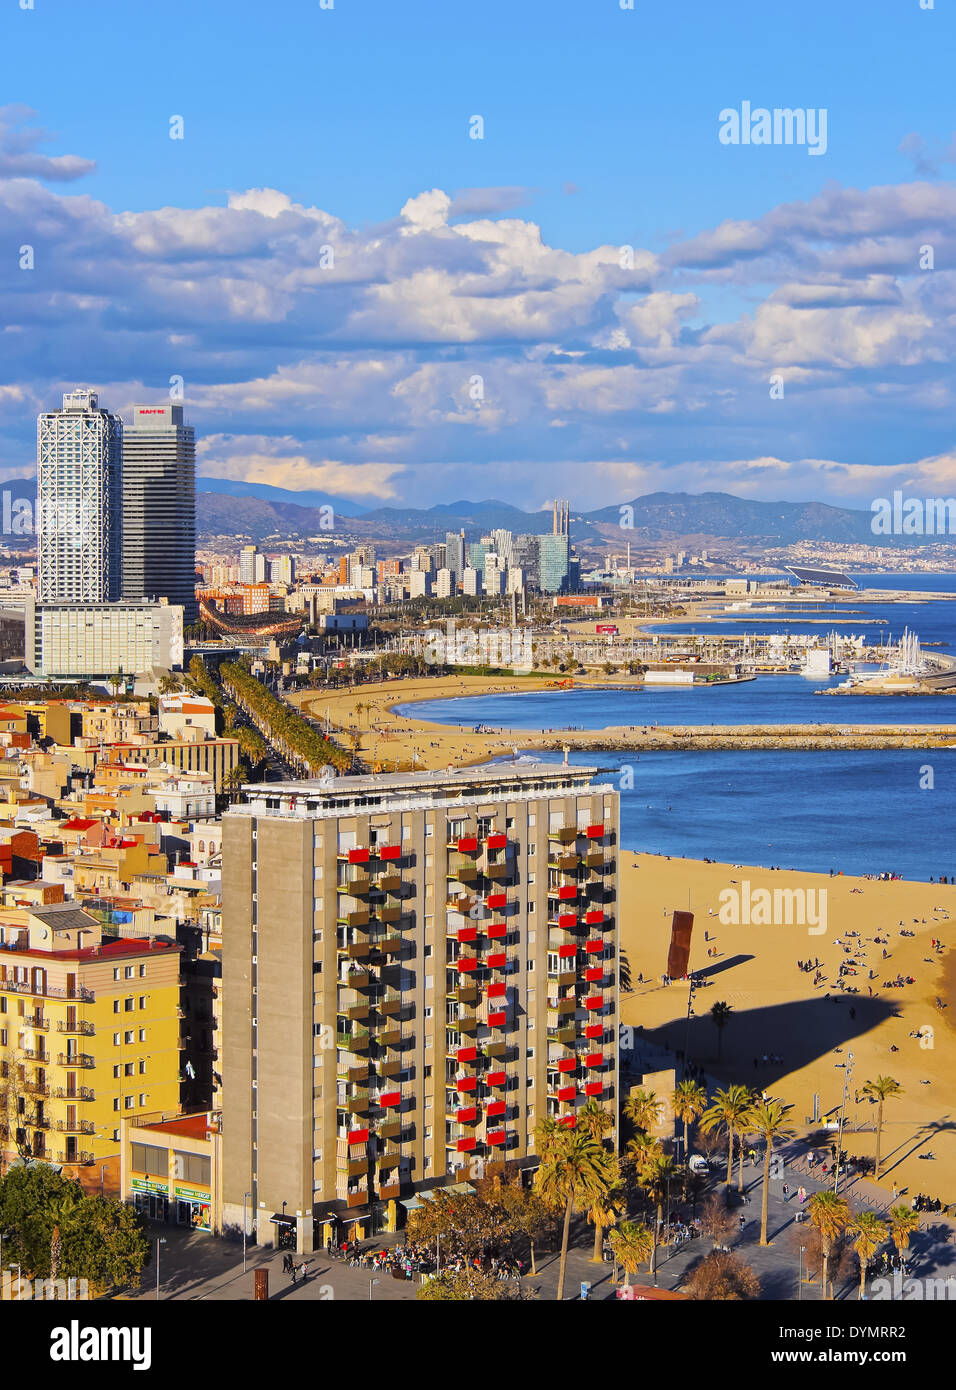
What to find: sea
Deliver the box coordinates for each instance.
[395,572,956,880]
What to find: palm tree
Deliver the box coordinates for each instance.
[673,1079,706,1161]
[587,1172,625,1264]
[861,1076,903,1179]
[637,1151,679,1278]
[886,1204,920,1261]
[848,1211,887,1300]
[710,1000,732,1061]
[747,1097,795,1245]
[608,1220,654,1288]
[807,1190,849,1299]
[577,1097,615,1146]
[534,1119,616,1301]
[701,1084,752,1186]
[624,1088,664,1136]
[48,1190,82,1279]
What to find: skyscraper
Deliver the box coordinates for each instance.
[444,530,465,581]
[37,389,123,603]
[121,405,196,621]
[221,764,619,1250]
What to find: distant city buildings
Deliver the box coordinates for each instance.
[121,405,196,622]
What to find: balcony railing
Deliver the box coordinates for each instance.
[51,1119,95,1135]
[0,979,94,1002]
[56,1020,95,1036]
[57,1052,94,1069]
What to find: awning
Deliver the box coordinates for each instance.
[399,1196,424,1211]
[269,1213,296,1225]
[446,1181,475,1195]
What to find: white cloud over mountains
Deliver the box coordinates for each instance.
[1,116,955,510]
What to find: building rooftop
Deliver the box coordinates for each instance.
[139,1113,218,1141]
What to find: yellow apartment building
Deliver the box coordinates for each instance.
[0,902,181,1180]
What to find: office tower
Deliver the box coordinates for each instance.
[121,405,196,621]
[24,596,184,679]
[483,565,503,597]
[407,570,429,598]
[537,534,570,593]
[552,498,570,537]
[435,567,453,598]
[37,389,123,603]
[444,531,465,581]
[221,763,619,1251]
[239,546,259,584]
[511,534,539,589]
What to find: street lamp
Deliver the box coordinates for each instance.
[369,1277,379,1300]
[242,1192,251,1274]
[155,1237,167,1301]
[799,1246,806,1300]
[833,1052,854,1194]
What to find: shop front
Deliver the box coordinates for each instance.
[131,1176,169,1222]
[173,1183,212,1232]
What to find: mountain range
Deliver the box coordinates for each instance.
[1,476,949,549]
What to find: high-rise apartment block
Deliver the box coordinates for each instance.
[121,405,196,622]
[221,764,618,1251]
[37,390,122,603]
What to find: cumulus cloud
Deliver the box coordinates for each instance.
[0,105,95,181]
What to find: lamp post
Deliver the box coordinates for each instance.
[799,1246,806,1300]
[155,1237,167,1301]
[243,1192,251,1273]
[369,1277,379,1300]
[833,1052,854,1194]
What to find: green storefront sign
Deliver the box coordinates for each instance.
[173,1185,211,1202]
[131,1177,168,1196]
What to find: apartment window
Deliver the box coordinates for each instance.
[424,1126,432,1140]
[424,1007,432,1019]
[125,1096,135,1109]
[528,815,536,827]
[424,945,432,959]
[113,1065,120,1078]
[174,1151,211,1184]
[125,967,134,979]
[139,965,146,978]
[138,997,146,1010]
[125,1031,134,1044]
[139,1094,147,1107]
[113,968,120,981]
[113,1000,120,1014]
[124,1063,134,1077]
[423,1065,432,1079]
[130,1142,167,1176]
[112,1129,120,1143]
[113,1099,120,1111]
[529,844,536,856]
[124,998,134,1012]
[113,1033,121,1046]
[138,1029,146,1042]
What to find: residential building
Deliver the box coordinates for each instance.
[23,597,184,679]
[221,763,618,1252]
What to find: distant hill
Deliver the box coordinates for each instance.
[197,477,366,516]
[584,491,878,544]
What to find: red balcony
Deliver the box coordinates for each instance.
[585,1082,604,1097]
[348,1128,370,1145]
[457,1137,476,1152]
[557,1057,576,1074]
[379,845,402,861]
[485,1069,506,1087]
[486,1100,506,1117]
[457,1045,478,1063]
[457,957,480,974]
[487,981,507,999]
[487,1129,506,1146]
[585,995,604,1011]
[348,848,370,864]
[585,966,605,983]
[586,1052,605,1068]
[558,913,577,929]
[557,1085,575,1103]
[584,1023,604,1040]
[586,825,605,839]
[486,950,507,969]
[457,1076,478,1093]
[457,925,478,944]
[584,939,604,954]
[487,922,508,939]
[584,910,604,926]
[558,1115,576,1129]
[558,885,578,901]
[557,943,576,959]
[457,1106,479,1123]
[486,833,507,850]
[486,892,507,910]
[458,836,479,853]
[379,1091,401,1108]
[488,1010,507,1026]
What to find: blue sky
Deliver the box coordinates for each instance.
[0,0,954,511]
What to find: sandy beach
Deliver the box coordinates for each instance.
[619,853,956,1205]
[294,674,955,1205]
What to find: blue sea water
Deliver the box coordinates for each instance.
[396,574,956,878]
